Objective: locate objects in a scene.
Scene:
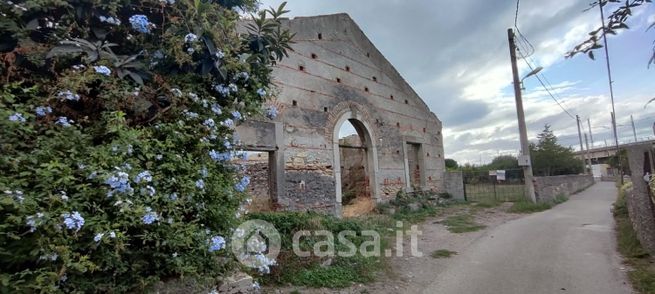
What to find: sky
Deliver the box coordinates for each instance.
[258,0,655,165]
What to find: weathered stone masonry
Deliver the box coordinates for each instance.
[237,14,445,215]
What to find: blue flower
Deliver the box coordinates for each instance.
[209,150,232,161]
[215,50,225,59]
[62,211,84,231]
[257,88,267,97]
[184,33,198,43]
[55,116,72,127]
[214,84,230,96]
[35,106,52,117]
[236,72,249,81]
[5,190,24,203]
[183,110,199,119]
[195,179,205,190]
[208,235,225,252]
[99,15,121,25]
[221,119,234,128]
[235,176,250,192]
[26,212,44,232]
[200,167,208,178]
[223,140,232,149]
[155,154,163,160]
[187,47,195,54]
[57,90,80,101]
[142,185,156,196]
[105,171,133,197]
[94,65,111,76]
[211,103,222,115]
[231,111,242,120]
[129,14,151,33]
[134,170,152,183]
[169,193,178,201]
[153,50,165,59]
[228,83,238,93]
[141,207,159,224]
[8,112,26,122]
[203,118,216,129]
[266,105,278,119]
[94,233,104,242]
[236,151,249,160]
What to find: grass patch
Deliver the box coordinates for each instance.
[248,212,388,288]
[614,183,655,294]
[507,201,553,213]
[430,249,457,258]
[442,214,486,233]
[507,194,569,214]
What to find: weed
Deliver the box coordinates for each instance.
[508,201,552,213]
[442,214,486,233]
[614,184,655,294]
[430,249,457,258]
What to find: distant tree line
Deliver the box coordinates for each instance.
[446,125,584,176]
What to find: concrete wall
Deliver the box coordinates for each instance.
[444,171,465,201]
[534,175,594,202]
[237,14,445,215]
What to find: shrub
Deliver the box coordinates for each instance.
[0,0,292,292]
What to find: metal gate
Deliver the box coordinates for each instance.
[463,169,526,202]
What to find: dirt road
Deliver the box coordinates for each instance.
[423,182,632,294]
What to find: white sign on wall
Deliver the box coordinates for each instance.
[496,170,506,181]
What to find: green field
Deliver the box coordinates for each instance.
[464,184,525,202]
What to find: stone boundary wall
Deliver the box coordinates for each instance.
[534,175,594,202]
[444,171,465,201]
[626,144,655,256]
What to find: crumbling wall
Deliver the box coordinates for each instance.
[626,145,655,256]
[242,153,272,212]
[237,14,446,214]
[444,171,465,200]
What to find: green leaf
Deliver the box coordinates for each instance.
[46,45,84,59]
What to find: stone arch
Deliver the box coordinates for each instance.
[331,104,380,216]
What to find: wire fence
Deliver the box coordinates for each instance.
[463,169,526,202]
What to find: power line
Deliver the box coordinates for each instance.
[522,58,577,120]
[514,0,573,119]
[514,0,535,58]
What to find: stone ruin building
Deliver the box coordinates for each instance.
[236,14,445,216]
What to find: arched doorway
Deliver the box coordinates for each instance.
[332,111,379,217]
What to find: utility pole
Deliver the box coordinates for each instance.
[587,118,595,164]
[587,118,594,147]
[576,115,587,174]
[508,28,536,203]
[631,115,637,142]
[584,133,592,173]
[599,2,622,184]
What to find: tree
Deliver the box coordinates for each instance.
[445,158,459,170]
[530,125,585,176]
[567,0,654,67]
[486,155,519,170]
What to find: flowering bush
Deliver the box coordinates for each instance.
[0,0,292,292]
